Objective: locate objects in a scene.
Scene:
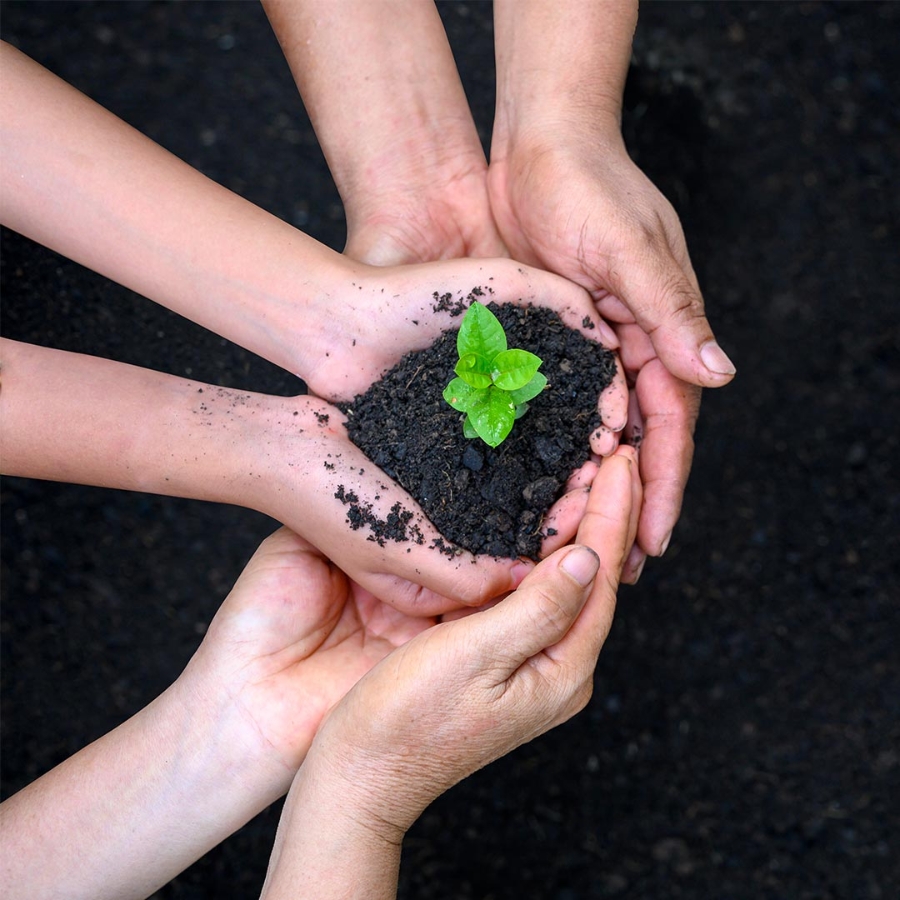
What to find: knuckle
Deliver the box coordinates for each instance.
[526,584,573,636]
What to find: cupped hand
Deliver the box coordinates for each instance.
[488,135,734,569]
[248,394,534,615]
[181,527,435,782]
[301,446,641,837]
[303,256,628,459]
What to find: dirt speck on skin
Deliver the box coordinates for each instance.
[340,303,617,559]
[333,485,425,547]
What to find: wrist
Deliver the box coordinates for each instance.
[299,747,409,846]
[169,661,297,811]
[262,745,405,898]
[491,0,637,159]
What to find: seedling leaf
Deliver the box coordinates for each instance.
[491,349,543,391]
[457,301,506,361]
[444,301,545,447]
[508,371,547,405]
[443,377,480,412]
[467,387,517,447]
[455,352,493,389]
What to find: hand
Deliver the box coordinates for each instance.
[0,339,532,616]
[182,526,435,779]
[213,391,538,616]
[0,526,438,899]
[260,447,641,896]
[308,447,640,833]
[488,134,734,574]
[301,256,628,461]
[343,148,506,266]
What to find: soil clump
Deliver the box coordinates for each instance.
[340,302,617,559]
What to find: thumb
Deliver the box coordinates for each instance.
[457,545,600,670]
[605,241,736,389]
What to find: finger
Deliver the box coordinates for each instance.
[590,424,619,457]
[596,350,629,434]
[620,543,647,586]
[540,486,591,555]
[595,293,635,325]
[576,447,641,585]
[550,446,641,659]
[457,544,600,670]
[538,457,600,555]
[565,459,600,491]
[604,237,736,389]
[633,358,701,558]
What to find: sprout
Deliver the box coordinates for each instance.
[442,302,546,448]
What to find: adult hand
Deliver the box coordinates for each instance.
[486,1,735,579]
[487,135,727,575]
[263,0,507,268]
[261,447,641,897]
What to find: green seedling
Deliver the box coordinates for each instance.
[442,301,546,448]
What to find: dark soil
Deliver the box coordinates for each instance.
[2,3,899,899]
[340,303,616,559]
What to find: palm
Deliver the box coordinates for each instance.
[191,529,434,771]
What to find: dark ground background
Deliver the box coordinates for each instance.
[2,2,898,897]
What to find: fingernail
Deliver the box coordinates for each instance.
[561,546,600,587]
[658,531,672,557]
[700,341,736,376]
[623,545,645,584]
[631,555,647,584]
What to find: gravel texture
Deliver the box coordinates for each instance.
[2,3,898,898]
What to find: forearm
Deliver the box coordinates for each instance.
[0,40,347,378]
[263,1,485,236]
[0,678,289,900]
[492,0,638,150]
[262,755,402,900]
[0,338,287,513]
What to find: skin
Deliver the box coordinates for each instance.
[262,447,641,898]
[0,338,613,612]
[264,0,737,581]
[0,38,628,606]
[0,527,432,899]
[0,449,639,899]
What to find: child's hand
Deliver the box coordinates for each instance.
[241,394,533,614]
[180,527,436,785]
[301,257,628,459]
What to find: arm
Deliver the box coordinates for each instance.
[0,40,614,404]
[0,40,343,381]
[1,444,637,899]
[0,675,285,900]
[0,338,530,613]
[262,0,505,265]
[261,447,641,897]
[0,527,432,899]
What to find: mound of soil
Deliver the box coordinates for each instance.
[340,302,617,559]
